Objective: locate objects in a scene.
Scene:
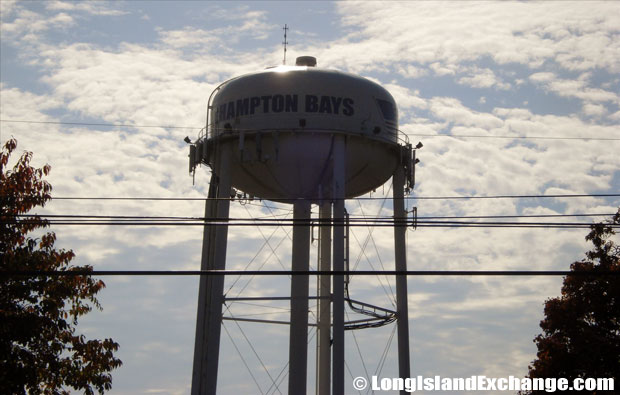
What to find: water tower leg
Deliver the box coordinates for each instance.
[191,173,217,394]
[332,135,346,395]
[191,148,232,395]
[288,199,311,394]
[393,165,411,394]
[316,202,332,395]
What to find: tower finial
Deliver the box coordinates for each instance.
[282,24,289,65]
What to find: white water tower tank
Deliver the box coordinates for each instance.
[201,56,401,201]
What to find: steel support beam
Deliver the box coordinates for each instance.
[191,147,231,395]
[332,135,346,395]
[393,164,411,395]
[316,202,332,395]
[288,200,312,394]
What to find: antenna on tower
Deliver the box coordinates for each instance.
[282,24,289,65]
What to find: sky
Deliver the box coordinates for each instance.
[1,1,619,394]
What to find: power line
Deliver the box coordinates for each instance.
[3,270,619,277]
[17,212,614,221]
[3,119,619,141]
[48,193,620,201]
[9,211,619,229]
[0,119,201,130]
[6,218,616,229]
[411,194,620,200]
[403,132,620,141]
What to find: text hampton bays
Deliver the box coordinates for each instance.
[217,94,355,122]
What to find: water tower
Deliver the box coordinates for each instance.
[188,56,419,394]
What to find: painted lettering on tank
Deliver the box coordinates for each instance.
[286,95,298,112]
[342,98,354,116]
[236,98,249,117]
[216,94,355,121]
[319,96,332,113]
[331,97,342,114]
[305,95,318,113]
[272,94,284,112]
[250,97,261,114]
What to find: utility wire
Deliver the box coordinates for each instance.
[403,132,620,141]
[6,219,616,229]
[3,270,619,277]
[14,213,616,221]
[3,119,619,141]
[0,119,200,130]
[48,193,620,201]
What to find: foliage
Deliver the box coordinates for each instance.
[0,139,122,394]
[522,209,620,393]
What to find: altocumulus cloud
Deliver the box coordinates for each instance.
[1,1,619,393]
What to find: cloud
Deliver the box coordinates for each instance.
[1,1,126,46]
[36,43,216,127]
[1,7,75,43]
[529,72,620,105]
[457,67,511,90]
[45,1,127,16]
[396,64,429,79]
[0,0,18,18]
[383,83,429,112]
[2,2,619,393]
[157,5,276,51]
[430,62,457,77]
[428,97,503,129]
[334,1,620,73]
[582,102,608,117]
[157,8,276,52]
[157,27,219,50]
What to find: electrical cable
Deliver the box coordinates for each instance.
[14,213,616,222]
[6,218,616,229]
[0,119,201,130]
[48,193,620,201]
[403,131,620,141]
[17,213,617,220]
[3,270,619,277]
[4,118,620,141]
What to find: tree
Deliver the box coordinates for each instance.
[0,138,122,394]
[522,209,620,393]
